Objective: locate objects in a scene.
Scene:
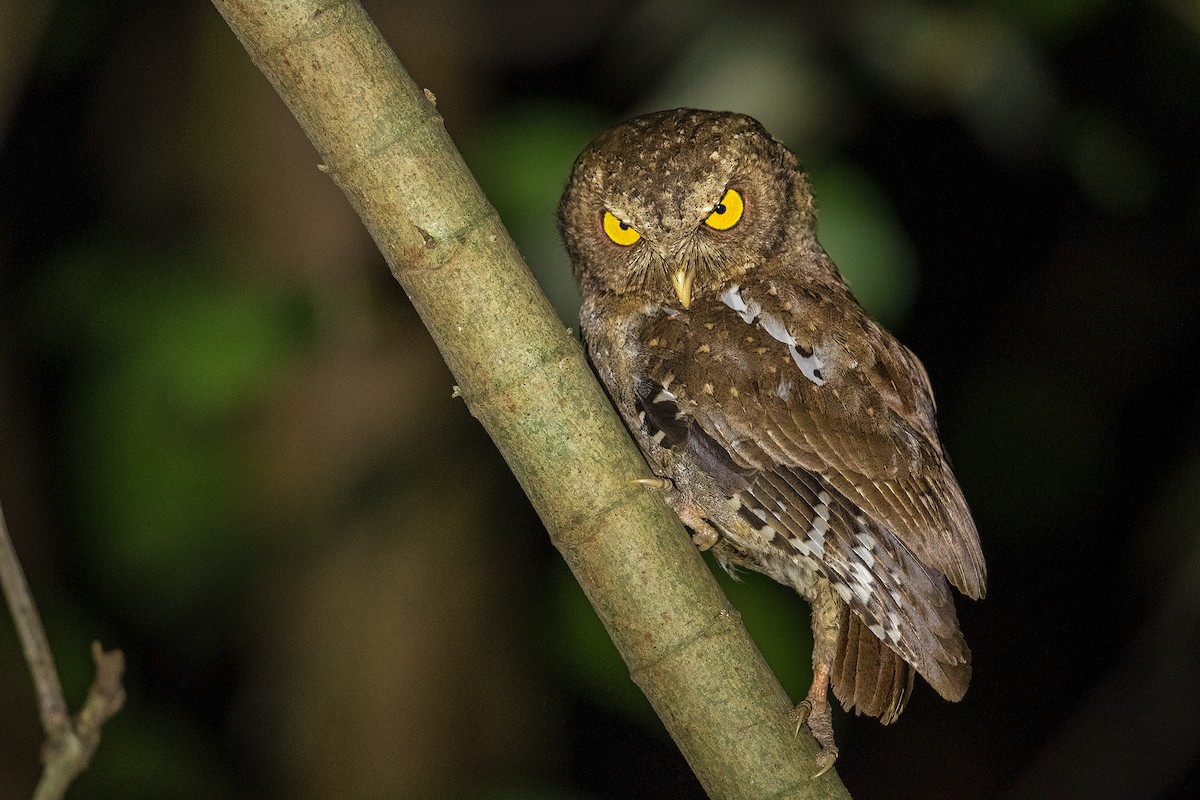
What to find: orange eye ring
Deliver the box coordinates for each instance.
[602,211,641,246]
[705,188,744,231]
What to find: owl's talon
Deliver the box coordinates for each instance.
[690,527,719,551]
[789,698,838,777]
[630,477,674,490]
[811,746,839,779]
[790,664,838,777]
[790,699,811,737]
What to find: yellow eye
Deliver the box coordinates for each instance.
[704,188,744,231]
[603,211,641,246]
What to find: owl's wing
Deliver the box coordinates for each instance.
[644,283,986,602]
[634,287,983,708]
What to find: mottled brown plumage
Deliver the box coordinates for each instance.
[559,108,986,772]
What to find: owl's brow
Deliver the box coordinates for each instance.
[701,182,736,214]
[602,203,637,225]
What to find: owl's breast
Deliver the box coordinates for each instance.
[635,284,851,413]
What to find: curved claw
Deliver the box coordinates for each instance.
[790,699,811,738]
[789,665,839,778]
[810,746,839,779]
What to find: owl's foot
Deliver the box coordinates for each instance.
[677,507,721,551]
[790,663,838,778]
[632,479,722,551]
[690,527,719,550]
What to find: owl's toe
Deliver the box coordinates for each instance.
[790,663,839,778]
[676,507,721,551]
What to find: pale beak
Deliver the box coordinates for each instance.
[671,266,695,309]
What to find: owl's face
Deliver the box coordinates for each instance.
[559,109,817,309]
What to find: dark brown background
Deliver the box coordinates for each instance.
[2,1,1198,798]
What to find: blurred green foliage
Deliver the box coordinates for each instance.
[465,102,603,326]
[810,163,919,328]
[29,244,312,627]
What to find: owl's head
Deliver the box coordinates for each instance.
[559,108,818,309]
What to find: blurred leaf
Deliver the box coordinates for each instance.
[465,101,606,326]
[849,3,1055,159]
[810,162,920,329]
[1139,451,1200,586]
[32,243,312,625]
[26,0,112,83]
[631,12,845,153]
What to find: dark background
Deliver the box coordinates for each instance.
[2,1,1198,798]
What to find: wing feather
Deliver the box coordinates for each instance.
[640,283,986,600]
[630,280,983,699]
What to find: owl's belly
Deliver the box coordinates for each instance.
[712,524,827,602]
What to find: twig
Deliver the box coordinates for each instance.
[0,502,125,800]
[0,503,68,735]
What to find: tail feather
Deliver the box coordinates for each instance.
[832,609,915,724]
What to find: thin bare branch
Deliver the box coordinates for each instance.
[1,503,126,800]
[0,502,69,735]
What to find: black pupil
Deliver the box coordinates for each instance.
[713,203,726,214]
[619,221,629,230]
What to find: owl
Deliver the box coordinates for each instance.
[558,109,986,773]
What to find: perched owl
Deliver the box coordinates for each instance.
[558,109,986,773]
